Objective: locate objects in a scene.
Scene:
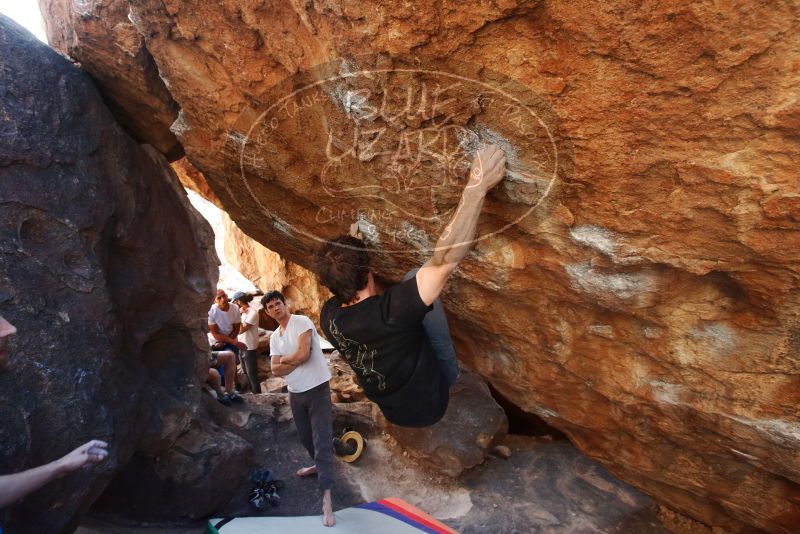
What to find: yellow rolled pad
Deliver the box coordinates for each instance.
[340,430,365,463]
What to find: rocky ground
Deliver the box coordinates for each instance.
[77,392,677,534]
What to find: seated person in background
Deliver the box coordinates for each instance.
[231,291,262,393]
[206,337,243,405]
[0,313,109,528]
[208,290,247,356]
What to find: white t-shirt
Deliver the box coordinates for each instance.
[208,304,241,337]
[269,314,331,393]
[239,307,260,350]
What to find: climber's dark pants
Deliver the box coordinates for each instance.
[403,269,460,386]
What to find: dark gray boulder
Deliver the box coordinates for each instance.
[0,15,251,531]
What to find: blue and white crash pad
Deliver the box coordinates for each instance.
[207,498,459,533]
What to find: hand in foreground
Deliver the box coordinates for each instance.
[467,144,507,194]
[57,440,109,473]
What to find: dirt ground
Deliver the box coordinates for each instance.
[77,393,681,534]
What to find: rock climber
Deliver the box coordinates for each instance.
[314,145,507,427]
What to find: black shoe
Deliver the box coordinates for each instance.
[217,392,232,406]
[229,391,244,403]
[249,487,267,509]
[265,486,281,507]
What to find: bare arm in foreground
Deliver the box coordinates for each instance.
[0,440,108,508]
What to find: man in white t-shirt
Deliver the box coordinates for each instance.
[265,291,335,527]
[208,289,246,356]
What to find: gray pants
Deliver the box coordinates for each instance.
[242,349,262,393]
[403,269,460,386]
[289,381,334,491]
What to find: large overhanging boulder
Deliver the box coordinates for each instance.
[0,16,250,531]
[39,1,800,531]
[40,0,183,159]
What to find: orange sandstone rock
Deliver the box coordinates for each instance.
[41,1,800,531]
[222,212,330,324]
[172,157,222,207]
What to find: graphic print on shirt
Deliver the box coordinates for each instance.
[328,319,386,391]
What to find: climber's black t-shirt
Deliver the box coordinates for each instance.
[320,276,449,427]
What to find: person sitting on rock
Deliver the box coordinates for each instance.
[314,145,506,428]
[208,289,247,357]
[206,336,243,406]
[265,291,335,527]
[0,313,109,530]
[231,291,262,393]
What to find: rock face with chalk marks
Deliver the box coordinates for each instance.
[40,0,800,531]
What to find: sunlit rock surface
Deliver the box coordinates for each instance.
[176,158,329,322]
[222,212,331,324]
[39,0,800,531]
[174,157,222,208]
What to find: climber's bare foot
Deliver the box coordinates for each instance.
[296,465,318,477]
[322,489,335,527]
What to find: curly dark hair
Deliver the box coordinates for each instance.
[314,235,370,303]
[261,290,285,307]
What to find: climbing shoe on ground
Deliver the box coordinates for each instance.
[248,486,280,509]
[229,392,244,403]
[248,468,283,509]
[217,392,232,406]
[248,487,267,510]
